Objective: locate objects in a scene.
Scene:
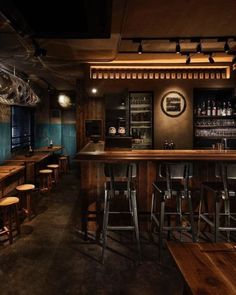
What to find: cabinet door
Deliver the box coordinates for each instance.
[129,91,153,150]
[105,90,129,136]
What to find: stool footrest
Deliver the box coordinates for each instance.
[107,226,135,230]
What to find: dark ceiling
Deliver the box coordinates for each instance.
[0,0,236,91]
[0,0,112,38]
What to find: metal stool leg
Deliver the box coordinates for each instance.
[224,198,231,242]
[215,194,220,242]
[187,192,196,242]
[197,185,204,241]
[159,195,165,262]
[131,191,141,262]
[102,190,110,264]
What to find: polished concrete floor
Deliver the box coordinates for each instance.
[0,164,184,295]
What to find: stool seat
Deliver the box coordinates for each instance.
[47,164,59,169]
[59,156,67,160]
[16,184,35,191]
[39,169,53,174]
[0,196,19,206]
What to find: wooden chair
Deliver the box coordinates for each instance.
[0,196,20,244]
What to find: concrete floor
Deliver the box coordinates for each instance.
[0,164,183,295]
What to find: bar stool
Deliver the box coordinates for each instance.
[198,162,236,242]
[16,184,35,221]
[39,169,53,192]
[102,162,141,264]
[47,164,59,184]
[0,196,20,244]
[59,156,69,174]
[151,162,195,260]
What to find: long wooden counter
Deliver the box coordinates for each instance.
[76,141,236,161]
[76,141,236,238]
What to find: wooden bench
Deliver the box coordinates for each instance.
[167,242,236,295]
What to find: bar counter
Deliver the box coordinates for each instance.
[76,141,236,161]
[76,141,236,236]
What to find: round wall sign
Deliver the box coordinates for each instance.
[161,91,186,117]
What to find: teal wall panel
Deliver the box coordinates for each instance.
[0,122,11,162]
[61,124,76,158]
[35,123,76,157]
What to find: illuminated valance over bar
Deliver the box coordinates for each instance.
[90,65,230,80]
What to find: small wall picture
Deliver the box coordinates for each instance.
[161,91,186,117]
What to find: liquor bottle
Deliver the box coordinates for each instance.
[222,102,227,116]
[207,99,211,116]
[212,100,217,116]
[197,104,202,116]
[201,101,206,115]
[216,102,222,116]
[226,101,232,116]
[163,139,169,150]
[169,140,175,149]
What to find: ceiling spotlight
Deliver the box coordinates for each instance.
[224,40,230,53]
[208,53,215,64]
[186,53,191,64]
[175,41,181,54]
[196,42,202,54]
[91,88,97,94]
[138,42,143,54]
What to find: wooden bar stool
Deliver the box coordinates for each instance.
[47,164,59,184]
[39,169,53,192]
[0,196,20,244]
[59,156,69,174]
[16,184,35,221]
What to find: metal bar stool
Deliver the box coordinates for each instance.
[102,162,141,264]
[198,162,236,242]
[0,196,20,244]
[16,184,35,221]
[151,162,196,261]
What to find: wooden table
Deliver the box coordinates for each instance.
[5,153,51,183]
[167,242,236,295]
[34,146,63,153]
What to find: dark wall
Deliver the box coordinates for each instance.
[78,72,236,149]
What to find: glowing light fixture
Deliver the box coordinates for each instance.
[58,94,72,108]
[91,88,97,94]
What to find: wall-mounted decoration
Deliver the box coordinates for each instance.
[0,70,39,106]
[161,91,186,117]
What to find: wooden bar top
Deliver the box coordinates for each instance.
[0,165,25,182]
[76,141,236,161]
[34,145,63,153]
[167,242,236,295]
[10,153,50,163]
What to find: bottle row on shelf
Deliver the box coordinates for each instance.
[130,97,151,105]
[195,118,236,127]
[195,99,234,117]
[195,128,236,137]
[131,112,151,122]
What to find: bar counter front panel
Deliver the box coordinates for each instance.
[76,141,236,235]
